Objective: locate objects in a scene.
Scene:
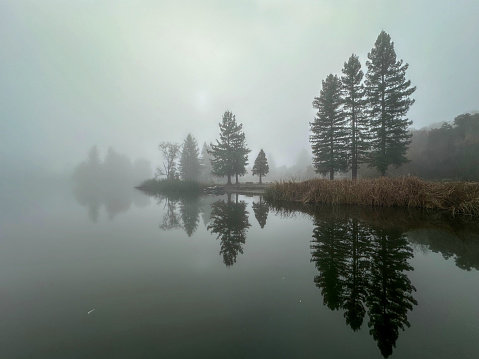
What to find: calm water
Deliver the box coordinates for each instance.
[1,181,479,358]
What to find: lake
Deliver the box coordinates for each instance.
[1,181,478,358]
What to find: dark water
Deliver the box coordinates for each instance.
[1,182,479,358]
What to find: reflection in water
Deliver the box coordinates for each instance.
[207,196,251,267]
[151,193,202,237]
[310,209,418,358]
[252,196,269,229]
[72,176,150,221]
[142,193,478,356]
[72,146,151,221]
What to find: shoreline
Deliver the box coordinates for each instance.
[263,177,479,217]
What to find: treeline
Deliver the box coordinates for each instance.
[151,111,270,185]
[399,113,479,180]
[149,30,477,185]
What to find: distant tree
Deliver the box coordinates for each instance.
[209,111,250,185]
[252,149,269,184]
[199,142,214,183]
[230,118,250,184]
[341,54,369,180]
[365,31,416,176]
[310,74,348,180]
[179,134,201,181]
[155,142,180,180]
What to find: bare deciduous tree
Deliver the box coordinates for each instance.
[155,142,180,179]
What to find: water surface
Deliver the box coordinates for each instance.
[1,182,478,358]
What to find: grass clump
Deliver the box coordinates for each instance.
[136,178,207,194]
[264,176,479,216]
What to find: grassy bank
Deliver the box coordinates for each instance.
[136,178,207,194]
[264,176,479,216]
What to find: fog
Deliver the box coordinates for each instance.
[1,0,479,179]
[72,147,151,221]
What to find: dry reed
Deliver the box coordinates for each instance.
[264,177,479,216]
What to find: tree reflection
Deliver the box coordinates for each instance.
[310,210,417,358]
[343,218,371,331]
[367,227,417,358]
[311,215,349,311]
[207,196,251,267]
[252,196,269,229]
[153,193,201,237]
[180,196,200,237]
[72,146,151,221]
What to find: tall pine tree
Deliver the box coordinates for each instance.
[209,111,249,185]
[365,31,416,176]
[179,133,201,181]
[311,74,348,180]
[341,54,369,180]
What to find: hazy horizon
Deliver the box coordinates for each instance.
[1,0,478,176]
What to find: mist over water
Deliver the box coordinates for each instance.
[1,174,479,358]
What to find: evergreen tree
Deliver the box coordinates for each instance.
[341,54,369,180]
[179,134,201,181]
[231,123,250,184]
[365,31,416,176]
[252,149,269,184]
[199,142,214,183]
[310,74,348,180]
[208,111,250,184]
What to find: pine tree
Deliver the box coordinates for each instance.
[252,149,269,184]
[208,111,250,185]
[199,142,214,183]
[231,123,251,184]
[310,74,348,180]
[341,54,369,180]
[365,31,416,176]
[179,133,200,181]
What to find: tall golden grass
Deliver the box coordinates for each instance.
[264,177,479,216]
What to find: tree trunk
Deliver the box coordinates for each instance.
[227,174,232,185]
[330,170,334,180]
[259,174,262,184]
[235,173,239,184]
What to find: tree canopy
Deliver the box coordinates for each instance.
[179,133,201,181]
[310,74,348,180]
[365,30,416,176]
[208,111,250,184]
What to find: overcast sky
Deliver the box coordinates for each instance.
[1,0,478,174]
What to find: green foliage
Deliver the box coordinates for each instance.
[252,149,269,184]
[310,74,348,179]
[179,134,201,181]
[341,54,369,179]
[208,111,250,184]
[365,31,416,175]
